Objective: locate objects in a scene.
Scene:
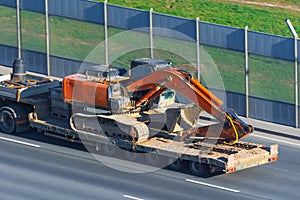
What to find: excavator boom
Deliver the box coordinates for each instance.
[126,68,253,142]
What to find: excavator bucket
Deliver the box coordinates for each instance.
[142,104,202,134]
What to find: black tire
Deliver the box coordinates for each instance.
[123,150,138,161]
[145,153,160,166]
[189,161,210,176]
[168,158,183,171]
[95,143,101,152]
[102,144,116,156]
[0,109,16,134]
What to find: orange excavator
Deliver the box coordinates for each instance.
[63,58,253,143]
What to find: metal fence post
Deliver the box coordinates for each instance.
[16,0,21,59]
[286,19,298,128]
[295,36,299,128]
[196,17,200,81]
[150,8,154,59]
[104,0,108,65]
[45,0,50,75]
[245,26,249,118]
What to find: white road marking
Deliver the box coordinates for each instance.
[123,195,144,200]
[251,134,300,147]
[0,136,40,148]
[186,179,240,193]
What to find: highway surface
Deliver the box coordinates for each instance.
[0,129,299,200]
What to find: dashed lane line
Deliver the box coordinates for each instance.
[186,179,240,193]
[0,136,40,148]
[123,195,144,200]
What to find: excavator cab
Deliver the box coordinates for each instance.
[130,58,172,70]
[129,58,172,82]
[129,58,176,108]
[126,59,201,133]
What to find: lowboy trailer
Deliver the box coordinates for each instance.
[0,58,278,175]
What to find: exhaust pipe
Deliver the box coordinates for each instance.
[12,58,26,81]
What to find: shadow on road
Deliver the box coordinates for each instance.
[2,129,225,178]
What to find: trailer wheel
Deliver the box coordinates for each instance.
[95,143,101,152]
[189,161,210,176]
[102,144,116,156]
[145,153,160,166]
[168,158,183,171]
[0,109,16,134]
[123,150,138,161]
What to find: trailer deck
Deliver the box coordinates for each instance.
[30,116,278,173]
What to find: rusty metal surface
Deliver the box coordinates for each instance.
[0,75,59,101]
[139,137,268,160]
[31,116,276,171]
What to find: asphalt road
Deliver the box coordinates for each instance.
[0,129,299,200]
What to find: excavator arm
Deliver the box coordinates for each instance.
[126,68,253,143]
